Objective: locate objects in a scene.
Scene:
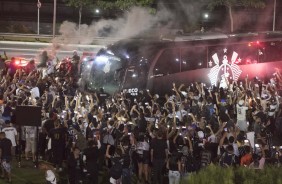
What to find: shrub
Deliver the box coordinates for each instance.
[183,164,282,184]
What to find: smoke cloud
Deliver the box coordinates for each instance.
[52,6,174,46]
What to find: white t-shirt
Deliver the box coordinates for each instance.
[30,87,40,99]
[16,88,24,96]
[236,104,248,121]
[249,157,265,170]
[24,126,37,139]
[136,141,150,154]
[207,134,217,143]
[2,126,17,146]
[233,143,239,156]
[175,110,187,121]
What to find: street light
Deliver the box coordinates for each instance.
[273,0,276,31]
[95,9,100,14]
[37,0,41,35]
[53,0,57,38]
[204,13,209,19]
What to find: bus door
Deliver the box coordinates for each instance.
[122,65,148,96]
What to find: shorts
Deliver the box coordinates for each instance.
[2,160,11,173]
[25,137,36,153]
[237,120,248,132]
[137,153,150,164]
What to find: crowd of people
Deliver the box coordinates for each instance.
[0,51,282,184]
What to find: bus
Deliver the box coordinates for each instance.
[86,32,282,96]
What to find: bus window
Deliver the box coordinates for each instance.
[180,47,206,71]
[209,44,258,66]
[123,65,148,89]
[262,41,282,63]
[232,43,260,65]
[153,49,180,76]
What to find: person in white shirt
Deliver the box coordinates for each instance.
[30,82,40,100]
[175,104,187,122]
[249,145,266,170]
[1,121,18,155]
[236,100,249,132]
[38,161,57,184]
[24,126,37,162]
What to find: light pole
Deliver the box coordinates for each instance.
[273,0,276,31]
[53,0,57,38]
[37,0,41,35]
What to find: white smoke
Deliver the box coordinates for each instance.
[52,6,174,46]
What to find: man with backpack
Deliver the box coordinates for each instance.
[219,145,239,167]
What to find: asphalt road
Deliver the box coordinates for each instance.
[0,41,103,60]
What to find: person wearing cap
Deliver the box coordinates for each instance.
[46,170,57,184]
[236,99,249,132]
[38,161,57,184]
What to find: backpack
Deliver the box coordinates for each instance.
[110,158,123,180]
[220,152,236,167]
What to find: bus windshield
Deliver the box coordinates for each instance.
[88,49,125,94]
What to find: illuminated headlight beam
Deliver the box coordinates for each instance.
[95,56,108,64]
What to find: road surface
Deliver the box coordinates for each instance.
[0,41,103,60]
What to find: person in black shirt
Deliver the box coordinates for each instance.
[83,140,100,184]
[97,88,109,106]
[49,120,67,170]
[151,130,168,184]
[43,118,55,135]
[67,147,82,184]
[0,132,12,183]
[167,152,181,184]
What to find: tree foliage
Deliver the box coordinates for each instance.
[205,0,265,32]
[96,0,154,10]
[206,0,265,9]
[64,0,94,9]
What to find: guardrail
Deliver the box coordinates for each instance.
[0,33,121,45]
[0,33,52,42]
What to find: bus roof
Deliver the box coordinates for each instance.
[103,31,282,58]
[173,31,282,42]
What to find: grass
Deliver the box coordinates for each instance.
[7,159,46,184]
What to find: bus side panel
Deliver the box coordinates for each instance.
[146,61,282,95]
[239,61,282,81]
[147,68,211,95]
